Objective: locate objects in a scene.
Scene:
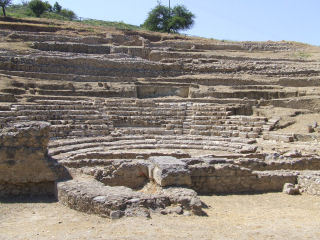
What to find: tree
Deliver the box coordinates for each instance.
[60,9,77,20]
[44,1,52,12]
[53,1,62,13]
[143,3,195,33]
[28,0,47,17]
[0,0,12,17]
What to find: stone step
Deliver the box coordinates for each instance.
[48,134,255,150]
[51,129,109,139]
[50,138,256,160]
[17,113,105,121]
[12,104,97,111]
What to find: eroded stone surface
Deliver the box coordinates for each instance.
[0,122,66,197]
[57,178,204,218]
[298,172,320,195]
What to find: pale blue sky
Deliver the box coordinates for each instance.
[13,0,320,45]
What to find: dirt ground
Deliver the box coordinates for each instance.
[1,193,320,240]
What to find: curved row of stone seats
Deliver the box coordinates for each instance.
[2,96,267,141]
[148,49,310,63]
[1,69,286,89]
[6,31,145,46]
[32,42,152,60]
[191,89,303,100]
[48,134,257,162]
[49,134,254,150]
[2,50,317,79]
[115,126,258,138]
[7,31,109,44]
[149,40,295,52]
[50,141,254,162]
[279,76,320,87]
[0,22,60,32]
[102,99,266,137]
[32,41,111,54]
[10,100,113,139]
[0,53,184,78]
[0,70,139,84]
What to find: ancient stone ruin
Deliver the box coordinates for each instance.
[0,19,320,218]
[0,122,67,197]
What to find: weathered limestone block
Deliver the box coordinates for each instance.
[283,183,300,195]
[160,187,203,215]
[298,172,320,195]
[263,133,294,142]
[0,122,64,196]
[95,160,149,189]
[149,156,192,187]
[252,171,297,192]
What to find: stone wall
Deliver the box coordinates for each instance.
[0,122,64,197]
[87,156,297,194]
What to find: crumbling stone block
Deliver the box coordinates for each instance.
[283,183,300,195]
[149,156,192,187]
[0,122,64,197]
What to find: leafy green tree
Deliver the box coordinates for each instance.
[53,1,62,13]
[44,1,52,12]
[0,0,12,17]
[60,9,77,20]
[169,5,195,33]
[28,0,47,17]
[143,3,195,33]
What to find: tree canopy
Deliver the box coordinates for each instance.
[0,0,12,17]
[28,0,47,17]
[143,3,195,33]
[53,2,62,13]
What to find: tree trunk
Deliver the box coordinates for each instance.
[2,6,6,17]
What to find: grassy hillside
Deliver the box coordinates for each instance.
[4,3,141,31]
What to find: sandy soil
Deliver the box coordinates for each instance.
[275,113,320,135]
[1,193,320,240]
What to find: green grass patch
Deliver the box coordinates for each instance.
[4,4,142,31]
[79,19,141,31]
[294,51,312,59]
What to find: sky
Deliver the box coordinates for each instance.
[13,0,320,45]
